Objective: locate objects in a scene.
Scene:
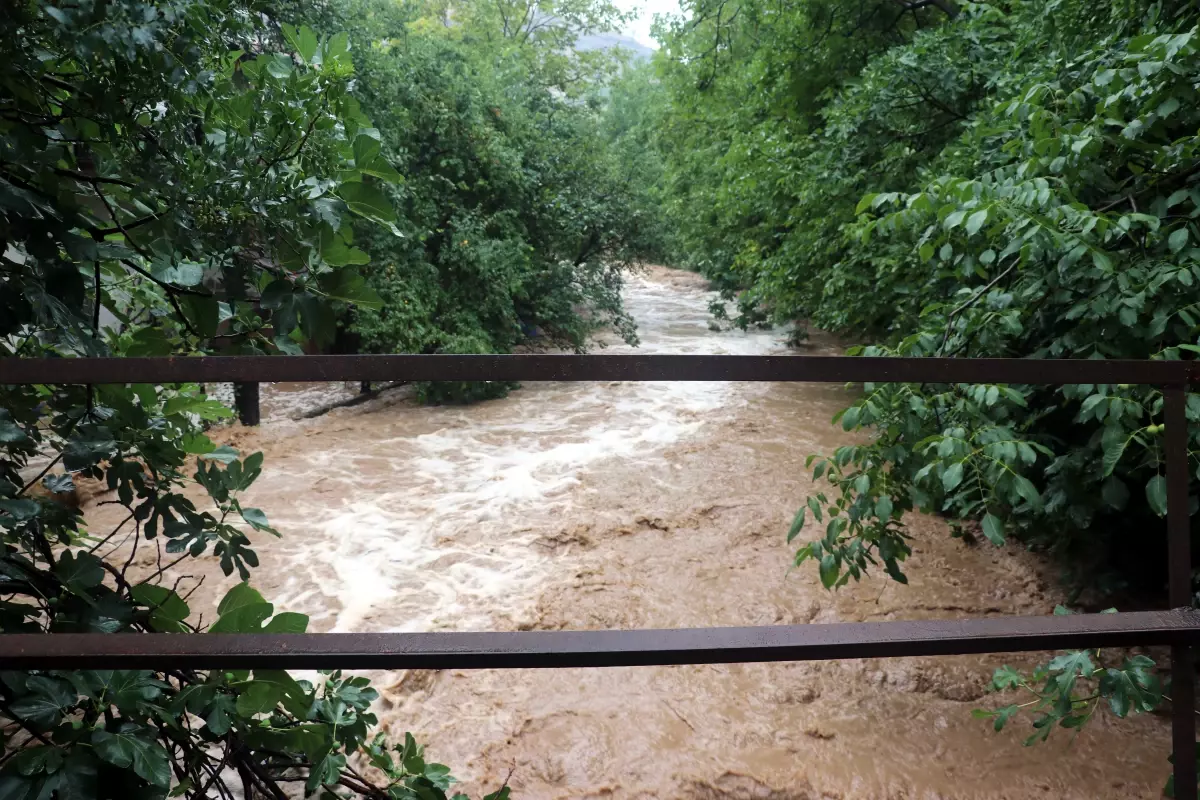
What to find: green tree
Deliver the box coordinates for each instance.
[0,1,501,797]
[297,0,646,403]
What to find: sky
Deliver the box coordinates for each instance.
[617,0,683,48]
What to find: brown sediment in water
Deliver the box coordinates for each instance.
[87,265,1169,799]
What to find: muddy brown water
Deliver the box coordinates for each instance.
[89,266,1169,798]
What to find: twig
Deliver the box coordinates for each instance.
[139,550,196,586]
[19,452,63,496]
[939,260,1018,354]
[298,381,410,419]
[120,519,141,586]
[947,261,1018,319]
[0,701,55,746]
[98,559,133,595]
[55,167,135,187]
[87,511,136,554]
[661,699,697,733]
[89,209,167,238]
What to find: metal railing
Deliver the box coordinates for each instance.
[1,354,1198,798]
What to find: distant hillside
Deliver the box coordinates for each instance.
[574,30,654,60]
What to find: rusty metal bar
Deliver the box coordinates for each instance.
[1167,387,1197,800]
[2,610,1198,671]
[1,354,1197,387]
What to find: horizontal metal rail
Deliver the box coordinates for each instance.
[3,610,1198,670]
[0,352,1195,797]
[1,354,1198,386]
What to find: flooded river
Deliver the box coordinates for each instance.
[97,266,1169,798]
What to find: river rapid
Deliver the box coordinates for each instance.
[93,266,1169,798]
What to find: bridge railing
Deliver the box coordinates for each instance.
[2,354,1197,798]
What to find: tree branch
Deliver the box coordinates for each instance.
[54,167,135,188]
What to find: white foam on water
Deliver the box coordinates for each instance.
[258,272,788,633]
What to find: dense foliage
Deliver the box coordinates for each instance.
[651,0,1200,783]
[0,0,646,795]
[657,0,1200,599]
[289,0,649,402]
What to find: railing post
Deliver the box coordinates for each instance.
[234,382,260,426]
[1167,386,1196,800]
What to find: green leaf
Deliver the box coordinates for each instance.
[200,445,240,464]
[210,582,274,632]
[217,582,265,616]
[338,181,396,224]
[325,32,350,65]
[818,554,838,589]
[991,665,1023,690]
[11,746,63,777]
[240,507,275,532]
[981,513,1005,546]
[942,461,964,492]
[0,498,41,522]
[1091,250,1113,271]
[992,704,1018,732]
[786,507,806,543]
[63,427,117,470]
[353,134,381,167]
[151,260,204,287]
[92,726,171,788]
[250,669,310,716]
[265,53,293,79]
[264,611,309,633]
[1169,227,1189,253]
[1012,474,1042,508]
[181,432,217,456]
[163,395,233,420]
[296,26,320,63]
[1049,650,1094,679]
[965,209,988,236]
[132,584,190,632]
[204,694,236,736]
[1101,425,1131,476]
[316,270,383,309]
[90,670,167,711]
[178,294,219,338]
[318,229,371,267]
[235,680,284,716]
[210,603,273,633]
[874,495,893,519]
[0,411,30,443]
[9,676,77,734]
[55,550,105,592]
[1145,474,1168,517]
[1101,477,1130,510]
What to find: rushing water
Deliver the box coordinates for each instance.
[96,266,1170,798]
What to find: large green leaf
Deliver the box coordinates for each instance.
[1145,474,1168,516]
[337,181,396,224]
[131,584,191,632]
[10,677,77,729]
[92,726,171,788]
